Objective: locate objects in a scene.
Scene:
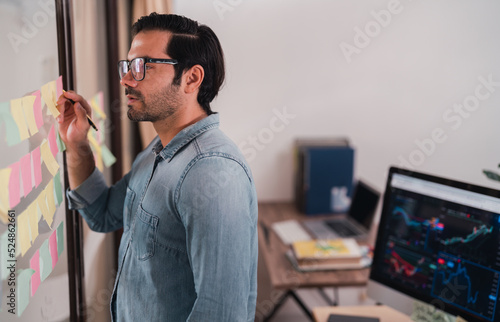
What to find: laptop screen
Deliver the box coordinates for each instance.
[349,180,380,229]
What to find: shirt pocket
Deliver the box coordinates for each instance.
[123,186,136,232]
[133,206,159,261]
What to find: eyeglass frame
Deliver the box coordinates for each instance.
[118,57,178,81]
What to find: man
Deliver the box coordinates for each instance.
[57,13,258,321]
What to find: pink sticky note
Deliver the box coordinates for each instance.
[20,153,33,197]
[48,125,59,158]
[30,249,41,296]
[49,230,59,268]
[32,147,42,188]
[8,162,21,208]
[56,75,64,98]
[32,90,44,129]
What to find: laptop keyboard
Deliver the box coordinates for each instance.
[325,221,358,237]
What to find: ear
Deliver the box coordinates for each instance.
[183,64,204,94]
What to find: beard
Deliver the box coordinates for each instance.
[126,83,181,122]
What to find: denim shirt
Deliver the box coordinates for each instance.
[67,114,258,322]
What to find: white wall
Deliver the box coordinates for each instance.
[173,0,500,201]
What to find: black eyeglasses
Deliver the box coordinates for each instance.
[118,57,178,81]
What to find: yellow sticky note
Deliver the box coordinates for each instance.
[10,98,30,141]
[90,97,106,119]
[28,202,39,243]
[88,134,104,171]
[0,168,11,224]
[41,140,59,176]
[22,96,38,135]
[41,81,60,118]
[45,180,56,219]
[37,189,53,227]
[18,210,32,256]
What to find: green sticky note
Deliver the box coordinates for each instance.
[17,268,35,316]
[101,144,116,167]
[56,221,64,257]
[56,129,66,152]
[39,239,52,281]
[0,101,21,146]
[54,171,63,206]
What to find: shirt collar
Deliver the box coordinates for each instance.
[151,113,219,161]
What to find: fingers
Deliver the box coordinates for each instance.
[61,90,93,117]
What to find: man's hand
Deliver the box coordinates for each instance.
[56,90,91,149]
[56,90,96,189]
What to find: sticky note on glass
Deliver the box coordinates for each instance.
[56,221,64,257]
[18,210,31,257]
[17,268,35,316]
[39,238,52,281]
[0,168,12,223]
[41,80,60,118]
[54,171,63,206]
[9,162,21,208]
[37,189,53,228]
[32,90,44,129]
[41,139,59,176]
[49,229,58,268]
[31,147,42,188]
[20,153,33,197]
[30,250,41,296]
[90,92,106,119]
[10,98,29,141]
[48,125,59,158]
[101,144,117,167]
[0,101,21,146]
[22,95,38,136]
[28,202,39,243]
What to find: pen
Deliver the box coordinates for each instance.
[63,91,98,131]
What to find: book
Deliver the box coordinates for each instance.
[286,249,372,271]
[292,238,363,266]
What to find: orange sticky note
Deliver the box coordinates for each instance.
[22,95,38,135]
[20,153,33,197]
[9,162,21,208]
[10,98,29,141]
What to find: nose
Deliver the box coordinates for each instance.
[120,70,138,88]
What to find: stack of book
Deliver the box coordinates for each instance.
[286,238,370,272]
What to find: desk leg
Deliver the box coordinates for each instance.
[318,287,339,306]
[288,290,314,321]
[261,290,314,322]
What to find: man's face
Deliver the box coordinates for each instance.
[121,30,183,122]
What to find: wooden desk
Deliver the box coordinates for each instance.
[258,202,370,320]
[313,305,412,322]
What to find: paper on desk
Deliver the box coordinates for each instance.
[411,300,456,322]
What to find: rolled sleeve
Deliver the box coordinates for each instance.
[66,168,108,209]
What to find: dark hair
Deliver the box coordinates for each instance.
[131,13,225,115]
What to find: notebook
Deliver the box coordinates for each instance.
[303,180,380,240]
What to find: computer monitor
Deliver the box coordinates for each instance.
[368,167,500,322]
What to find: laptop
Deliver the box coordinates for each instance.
[303,180,380,240]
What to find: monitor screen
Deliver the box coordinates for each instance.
[368,167,500,322]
